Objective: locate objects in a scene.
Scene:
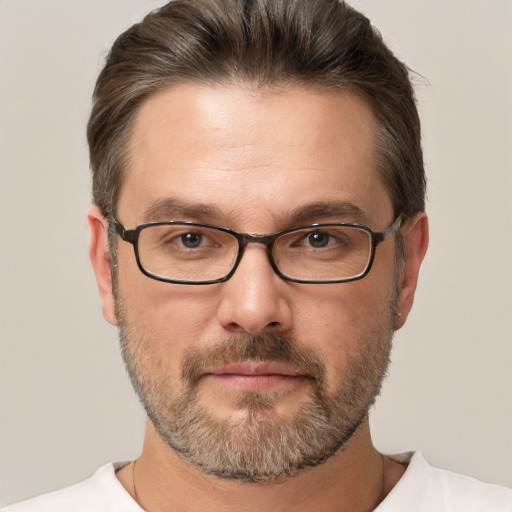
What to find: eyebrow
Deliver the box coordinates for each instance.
[282,201,370,226]
[141,197,370,227]
[141,198,224,223]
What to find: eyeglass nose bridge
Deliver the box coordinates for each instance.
[239,232,279,248]
[228,231,282,280]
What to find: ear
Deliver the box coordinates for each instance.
[395,212,429,329]
[88,206,117,326]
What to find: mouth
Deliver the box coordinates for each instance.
[201,361,307,392]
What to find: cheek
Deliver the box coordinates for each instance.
[292,276,395,371]
[116,257,227,369]
[117,244,209,321]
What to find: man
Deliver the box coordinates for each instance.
[3,0,511,510]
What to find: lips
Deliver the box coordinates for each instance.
[202,361,306,392]
[206,361,302,377]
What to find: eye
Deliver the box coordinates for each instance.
[180,232,203,248]
[306,231,330,248]
[285,227,352,252]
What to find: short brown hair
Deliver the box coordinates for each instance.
[88,0,426,221]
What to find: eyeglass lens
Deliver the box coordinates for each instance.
[137,224,373,283]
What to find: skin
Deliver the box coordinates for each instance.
[88,84,428,511]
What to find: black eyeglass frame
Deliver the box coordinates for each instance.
[112,215,403,285]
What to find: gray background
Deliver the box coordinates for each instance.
[1,0,511,506]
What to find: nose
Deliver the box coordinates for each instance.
[216,245,293,335]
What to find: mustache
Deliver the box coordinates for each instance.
[181,333,326,387]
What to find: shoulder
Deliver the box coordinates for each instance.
[1,462,141,512]
[377,452,512,512]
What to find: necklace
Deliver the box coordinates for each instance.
[379,453,387,503]
[132,459,143,508]
[131,455,387,511]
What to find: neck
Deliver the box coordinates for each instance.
[117,419,406,512]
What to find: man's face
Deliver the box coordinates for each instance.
[108,84,400,481]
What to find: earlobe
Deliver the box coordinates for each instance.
[395,213,429,330]
[87,206,117,326]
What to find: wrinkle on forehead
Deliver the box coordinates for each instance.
[118,84,393,230]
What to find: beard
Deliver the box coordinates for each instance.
[115,296,395,483]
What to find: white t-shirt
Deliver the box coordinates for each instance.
[3,452,512,512]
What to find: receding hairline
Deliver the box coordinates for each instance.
[113,79,387,219]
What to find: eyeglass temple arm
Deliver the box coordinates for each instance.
[112,219,137,244]
[374,214,404,245]
[385,214,403,237]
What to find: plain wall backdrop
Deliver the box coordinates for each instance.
[1,0,511,506]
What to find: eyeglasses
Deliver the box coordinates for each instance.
[113,215,403,285]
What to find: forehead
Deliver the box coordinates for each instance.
[119,84,392,229]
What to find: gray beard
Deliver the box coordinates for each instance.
[116,302,394,482]
[118,316,392,482]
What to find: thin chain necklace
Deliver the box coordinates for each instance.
[131,455,387,511]
[132,459,145,510]
[379,453,387,504]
